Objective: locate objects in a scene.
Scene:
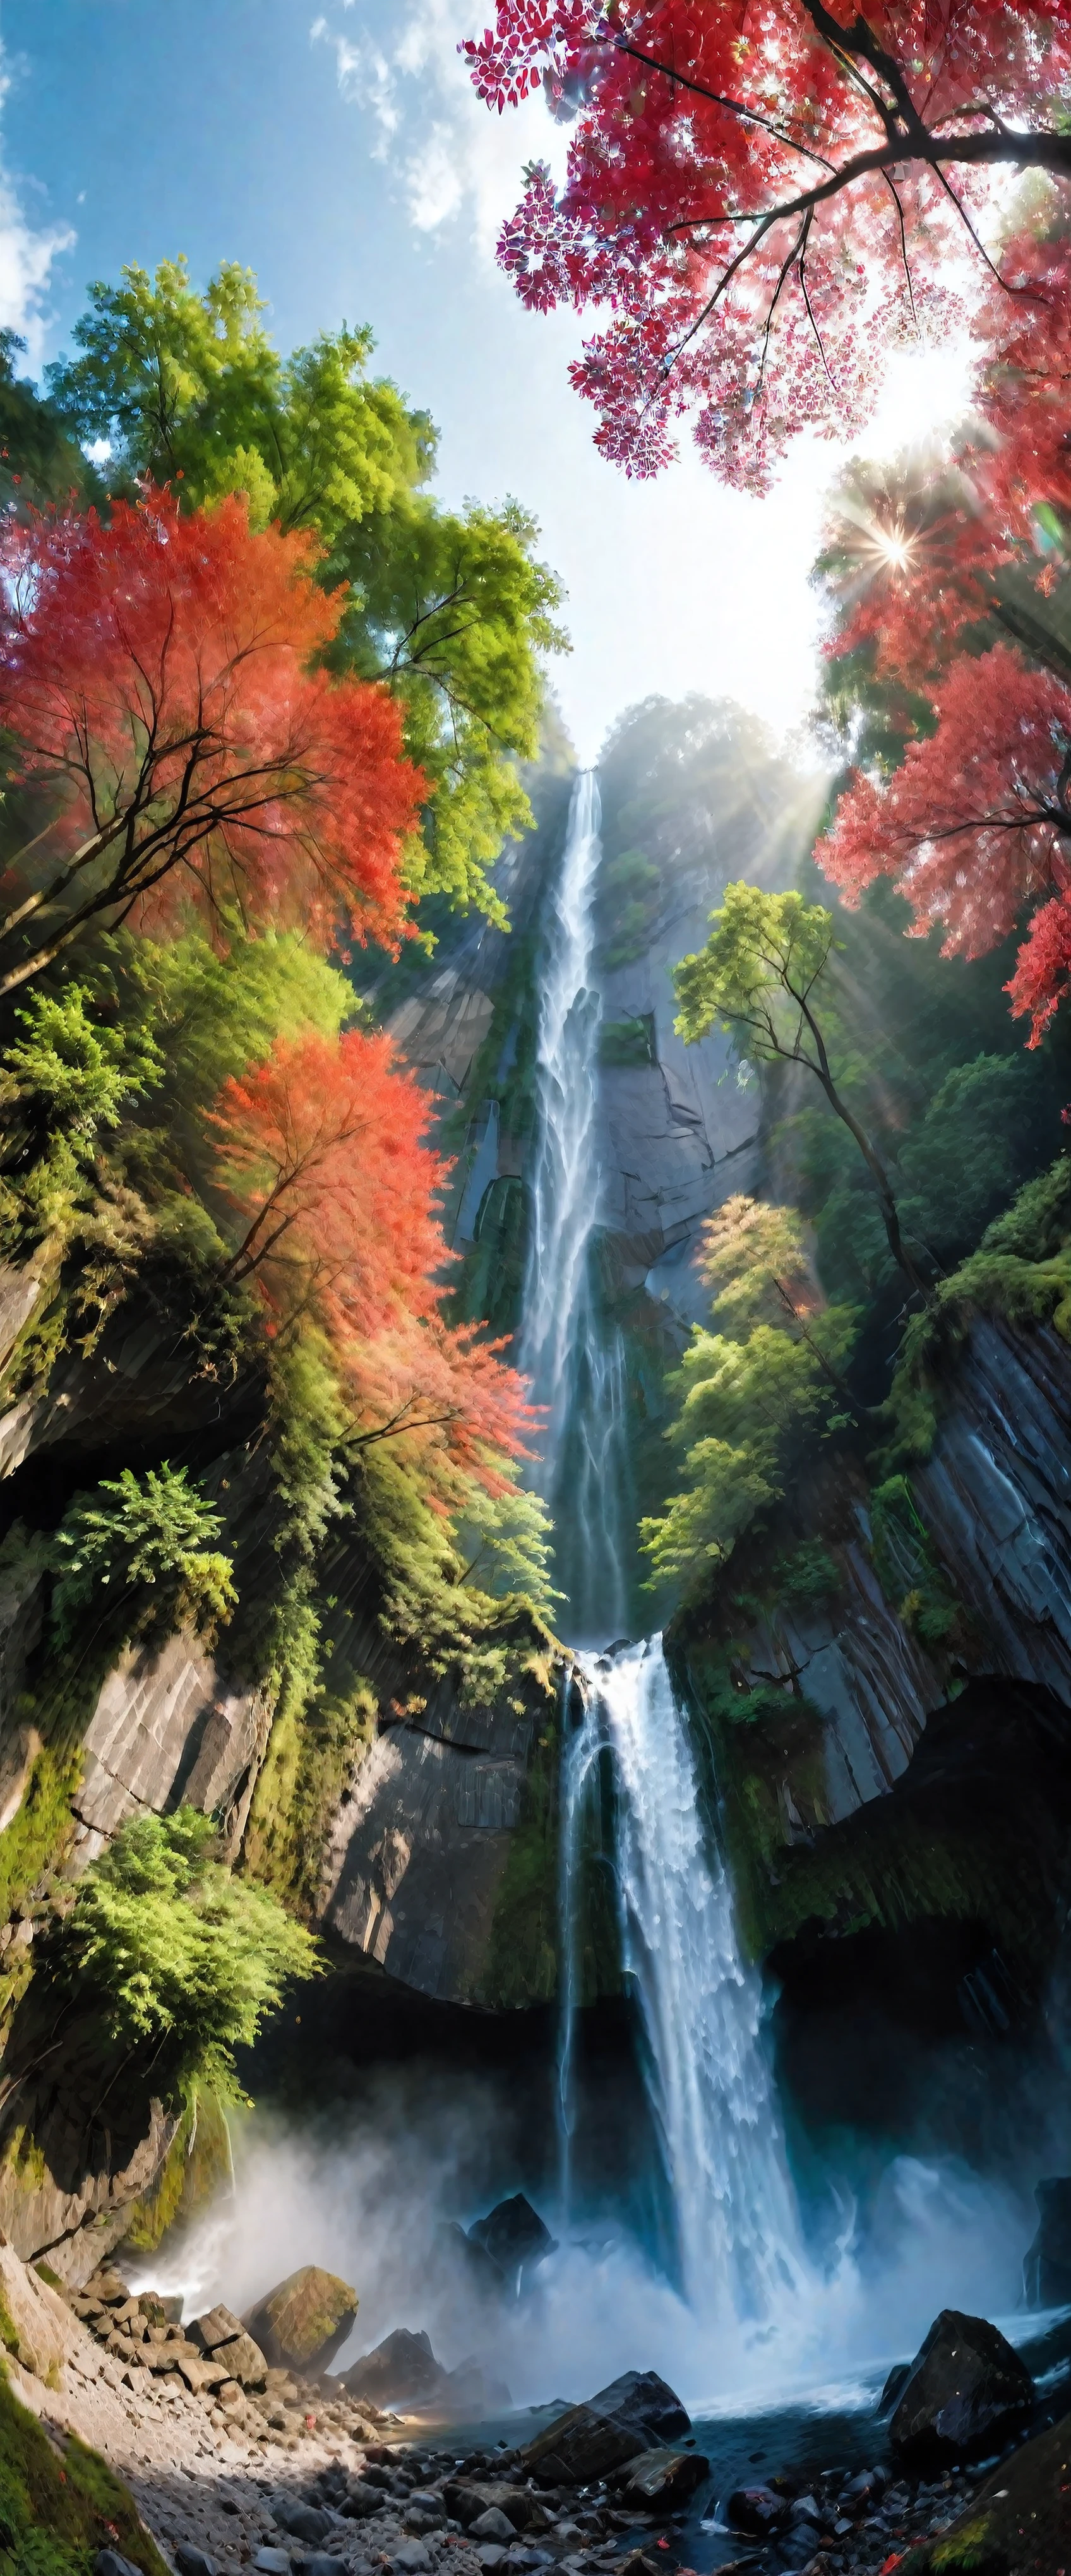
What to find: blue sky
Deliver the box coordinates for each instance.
[0,0,967,759]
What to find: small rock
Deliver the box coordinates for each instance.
[477,2553,508,2573]
[471,2510,518,2542]
[270,2498,335,2546]
[176,2551,216,2576]
[391,2544,432,2573]
[94,2555,142,2576]
[726,2486,791,2537]
[253,2555,292,2575]
[293,2560,349,2576]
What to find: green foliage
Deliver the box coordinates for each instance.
[0,330,103,513]
[599,1013,655,1066]
[674,883,836,1057]
[641,1196,857,1589]
[593,846,661,969]
[1,986,162,1143]
[883,1158,1071,1462]
[898,1052,1046,1260]
[869,1475,962,1647]
[773,1539,841,1601]
[52,1464,237,1650]
[47,257,566,924]
[0,2359,166,2575]
[50,1808,320,2101]
[454,1470,561,1611]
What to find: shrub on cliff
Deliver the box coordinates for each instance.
[45,1808,319,2101]
[51,1462,237,1650]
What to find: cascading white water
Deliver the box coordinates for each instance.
[597,1637,807,2319]
[527,770,806,2325]
[520,770,628,1638]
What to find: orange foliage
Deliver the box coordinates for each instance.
[212,1027,537,1489]
[0,487,422,989]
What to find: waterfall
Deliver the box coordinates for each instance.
[597,1637,806,2318]
[527,772,805,2325]
[519,770,628,1639]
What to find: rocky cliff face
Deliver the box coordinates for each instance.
[914,1316,1071,1696]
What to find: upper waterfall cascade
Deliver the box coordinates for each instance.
[525,781,808,2325]
[519,770,629,1640]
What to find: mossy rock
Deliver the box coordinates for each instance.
[0,2358,167,2574]
[118,2085,232,2258]
[244,2263,357,2373]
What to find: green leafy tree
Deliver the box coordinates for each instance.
[674,883,926,1291]
[640,1195,857,1589]
[51,1808,319,2099]
[52,1462,237,1648]
[47,259,566,925]
[1,984,162,1146]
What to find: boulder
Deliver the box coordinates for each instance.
[889,2308,1034,2467]
[436,2221,506,2294]
[614,2448,710,2510]
[469,2512,516,2543]
[467,2195,556,2282]
[270,2495,335,2546]
[522,2370,690,2485]
[344,2326,445,2411]
[244,2265,357,2375]
[444,2484,537,2532]
[189,2304,244,2353]
[1022,2176,1071,2306]
[726,2486,792,2537]
[215,2329,268,2390]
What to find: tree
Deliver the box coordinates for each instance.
[211,1025,537,1488]
[674,881,925,1287]
[48,1808,319,2101]
[0,488,422,994]
[817,641,1071,1042]
[464,4,1071,489]
[640,1193,856,1586]
[47,259,566,923]
[52,1464,237,1650]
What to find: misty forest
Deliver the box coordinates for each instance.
[11,5,1071,2576]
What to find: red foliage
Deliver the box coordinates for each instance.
[818,641,1071,1036]
[463,3,1071,489]
[0,488,422,989]
[212,1027,537,1488]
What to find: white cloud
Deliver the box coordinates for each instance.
[0,50,74,367]
[312,0,563,253]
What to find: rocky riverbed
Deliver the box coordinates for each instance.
[4,2239,1070,2576]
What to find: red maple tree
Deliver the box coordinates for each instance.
[0,488,422,996]
[212,1027,537,1486]
[464,3,1071,489]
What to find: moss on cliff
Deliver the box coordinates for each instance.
[0,2359,166,2575]
[118,2083,232,2257]
[480,1700,561,2008]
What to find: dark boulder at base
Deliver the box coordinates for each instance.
[521,2370,690,2485]
[1022,2176,1071,2306]
[437,2220,506,2293]
[467,2194,556,2281]
[889,2308,1034,2467]
[244,2265,357,2375]
[343,2327,510,2418]
[725,2486,792,2537]
[344,2327,443,2409]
